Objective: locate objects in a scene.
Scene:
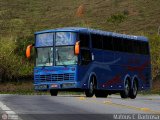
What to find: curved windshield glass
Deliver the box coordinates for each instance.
[56,32,76,45]
[36,47,53,66]
[56,46,77,66]
[36,33,53,47]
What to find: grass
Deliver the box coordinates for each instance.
[0,82,34,95]
[0,81,84,95]
[1,0,160,35]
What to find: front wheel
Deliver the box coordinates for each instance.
[129,80,138,99]
[85,78,95,97]
[120,79,130,98]
[50,89,58,96]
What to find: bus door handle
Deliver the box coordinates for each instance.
[91,53,94,61]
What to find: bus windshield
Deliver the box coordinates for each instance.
[56,46,77,66]
[36,47,53,67]
[35,46,77,66]
[35,32,77,66]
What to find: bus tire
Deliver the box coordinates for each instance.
[129,80,138,99]
[50,89,58,96]
[85,77,95,97]
[120,79,130,98]
[95,90,108,98]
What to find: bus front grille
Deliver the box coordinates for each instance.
[35,73,75,82]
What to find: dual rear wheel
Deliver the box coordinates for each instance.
[129,80,138,99]
[120,79,138,99]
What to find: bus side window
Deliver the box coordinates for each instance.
[91,34,103,49]
[103,36,113,51]
[79,33,90,48]
[123,38,133,53]
[81,49,92,65]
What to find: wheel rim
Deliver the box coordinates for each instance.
[133,81,137,95]
[89,81,94,93]
[125,80,129,95]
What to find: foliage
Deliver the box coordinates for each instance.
[107,13,127,28]
[0,37,33,82]
[15,35,34,57]
[148,34,160,80]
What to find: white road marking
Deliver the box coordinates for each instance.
[0,101,22,120]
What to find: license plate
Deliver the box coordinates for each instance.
[51,84,58,88]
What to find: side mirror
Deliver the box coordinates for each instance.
[74,41,80,55]
[26,44,33,58]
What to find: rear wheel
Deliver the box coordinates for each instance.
[120,79,130,98]
[95,90,108,98]
[129,80,138,99]
[85,77,95,97]
[50,89,58,96]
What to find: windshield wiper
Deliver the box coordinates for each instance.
[48,51,50,63]
[56,49,67,67]
[42,51,51,68]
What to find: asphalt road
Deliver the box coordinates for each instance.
[0,94,160,120]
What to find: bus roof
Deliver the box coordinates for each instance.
[35,27,148,42]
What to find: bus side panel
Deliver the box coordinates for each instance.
[96,50,121,90]
[77,64,92,89]
[136,55,152,91]
[98,51,152,91]
[77,49,104,89]
[77,50,151,92]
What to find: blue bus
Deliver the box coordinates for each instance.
[26,27,151,99]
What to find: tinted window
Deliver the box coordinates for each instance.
[139,42,144,54]
[133,40,140,54]
[81,49,92,65]
[113,37,124,52]
[132,40,150,55]
[139,42,149,55]
[91,34,103,49]
[82,32,149,55]
[79,33,90,48]
[103,36,113,50]
[123,38,133,53]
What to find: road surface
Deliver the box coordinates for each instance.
[0,94,160,120]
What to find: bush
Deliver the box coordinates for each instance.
[15,35,34,57]
[0,36,33,82]
[107,13,127,28]
[147,34,160,80]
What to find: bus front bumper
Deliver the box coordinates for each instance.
[34,82,78,91]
